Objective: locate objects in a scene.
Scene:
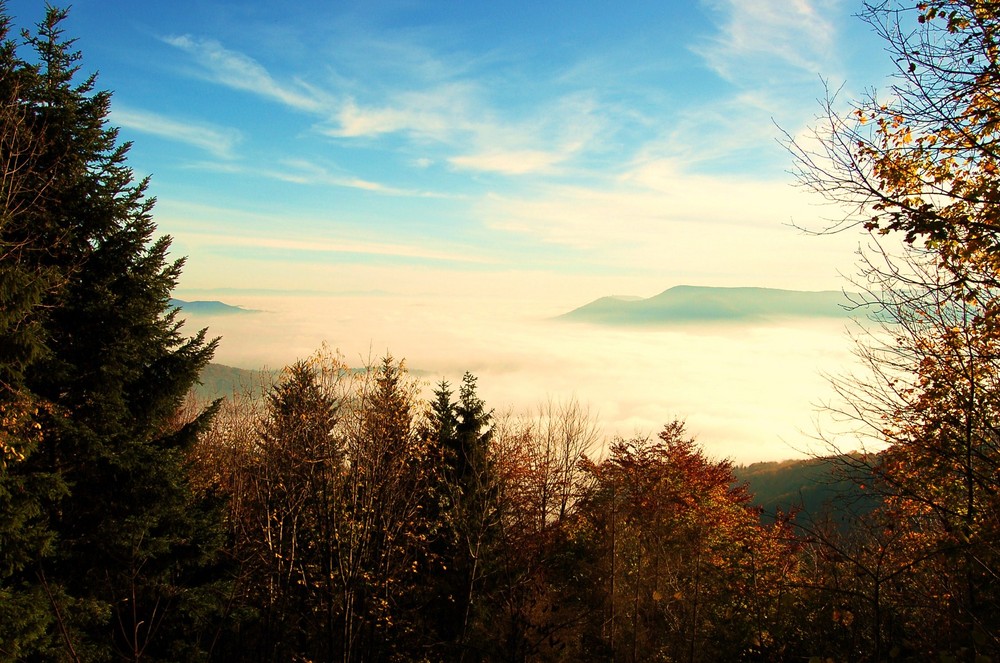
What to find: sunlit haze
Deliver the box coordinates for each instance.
[9,0,899,462]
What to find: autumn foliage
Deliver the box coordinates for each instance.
[12,1,1000,661]
[188,365,804,662]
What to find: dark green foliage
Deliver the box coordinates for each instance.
[734,455,879,524]
[424,373,503,658]
[0,5,227,660]
[0,7,66,651]
[430,378,457,449]
[217,354,446,662]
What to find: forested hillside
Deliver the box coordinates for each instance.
[192,362,277,400]
[734,456,875,522]
[4,2,1000,662]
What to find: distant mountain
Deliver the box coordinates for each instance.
[170,298,260,315]
[558,285,860,325]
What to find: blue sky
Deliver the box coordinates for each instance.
[4,1,900,458]
[7,0,890,302]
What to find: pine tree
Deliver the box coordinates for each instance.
[249,360,342,661]
[340,356,432,661]
[0,6,76,657]
[425,373,500,656]
[0,6,227,660]
[429,378,457,450]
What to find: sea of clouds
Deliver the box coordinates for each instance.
[181,291,863,464]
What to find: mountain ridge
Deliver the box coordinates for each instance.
[559,284,859,325]
[170,298,261,315]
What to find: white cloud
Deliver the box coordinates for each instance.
[157,6,848,209]
[111,107,242,159]
[329,101,414,138]
[186,232,496,264]
[472,160,860,290]
[161,30,623,180]
[155,200,492,271]
[444,92,607,175]
[324,84,606,176]
[181,289,854,464]
[695,0,842,83]
[449,150,565,175]
[177,157,448,197]
[268,158,425,195]
[164,34,327,112]
[323,83,484,142]
[657,0,853,180]
[482,167,806,249]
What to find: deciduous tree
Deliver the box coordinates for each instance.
[819,248,1000,659]
[790,1,1000,279]
[574,422,794,662]
[788,2,1000,657]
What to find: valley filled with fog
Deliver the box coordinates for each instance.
[183,289,860,463]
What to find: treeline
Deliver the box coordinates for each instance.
[4,2,1000,661]
[181,350,798,661]
[179,342,1000,662]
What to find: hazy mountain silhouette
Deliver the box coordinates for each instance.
[170,298,260,315]
[559,285,859,325]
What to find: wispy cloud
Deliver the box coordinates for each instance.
[330,95,568,174]
[695,0,842,83]
[182,157,450,197]
[449,150,566,175]
[272,158,456,197]
[622,90,788,176]
[111,107,242,158]
[329,89,608,176]
[323,83,484,142]
[163,28,620,179]
[156,199,493,269]
[160,8,835,190]
[482,162,788,248]
[446,92,607,175]
[184,232,495,265]
[665,0,849,177]
[267,158,390,190]
[299,26,613,173]
[472,158,859,287]
[164,34,327,112]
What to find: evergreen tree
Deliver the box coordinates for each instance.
[429,378,457,452]
[0,6,227,660]
[245,360,341,661]
[0,7,70,657]
[341,356,433,661]
[426,373,499,657]
[453,374,492,491]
